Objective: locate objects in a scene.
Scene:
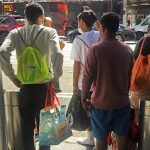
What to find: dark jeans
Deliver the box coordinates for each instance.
[19,83,50,150]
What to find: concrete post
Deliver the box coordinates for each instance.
[0,66,8,150]
[123,0,127,25]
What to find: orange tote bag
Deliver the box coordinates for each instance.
[130,36,150,92]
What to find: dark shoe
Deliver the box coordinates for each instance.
[54,88,62,93]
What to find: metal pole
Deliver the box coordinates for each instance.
[0,66,8,150]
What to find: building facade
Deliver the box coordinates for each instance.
[127,0,150,25]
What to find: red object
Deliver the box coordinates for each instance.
[57,3,68,14]
[107,133,112,145]
[44,85,60,111]
[15,23,24,28]
[127,29,134,33]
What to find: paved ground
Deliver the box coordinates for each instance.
[2,38,137,150]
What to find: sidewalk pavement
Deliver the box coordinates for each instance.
[36,136,112,150]
[36,136,95,150]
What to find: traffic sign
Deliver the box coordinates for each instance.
[2,3,14,13]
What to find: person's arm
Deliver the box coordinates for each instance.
[49,29,63,82]
[82,46,96,111]
[71,38,82,94]
[0,31,21,87]
[73,61,81,95]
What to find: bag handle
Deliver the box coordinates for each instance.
[139,36,147,55]
[76,35,100,68]
[44,85,60,111]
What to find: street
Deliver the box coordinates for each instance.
[2,39,136,150]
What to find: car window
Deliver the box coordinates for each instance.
[0,17,5,23]
[119,24,127,29]
[141,17,150,26]
[1,18,11,24]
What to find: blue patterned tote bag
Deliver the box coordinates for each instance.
[39,86,72,145]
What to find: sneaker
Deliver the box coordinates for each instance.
[78,137,95,146]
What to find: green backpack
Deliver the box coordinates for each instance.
[17,28,52,84]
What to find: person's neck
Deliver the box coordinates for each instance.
[103,35,116,40]
[83,27,91,33]
[28,21,40,26]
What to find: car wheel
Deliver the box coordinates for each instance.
[136,32,144,40]
[116,33,124,42]
[65,28,74,38]
[0,32,8,46]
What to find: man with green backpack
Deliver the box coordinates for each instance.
[0,3,63,150]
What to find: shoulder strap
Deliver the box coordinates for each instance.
[31,28,44,46]
[17,28,27,47]
[98,35,101,42]
[76,36,89,48]
[139,36,147,54]
[17,27,44,47]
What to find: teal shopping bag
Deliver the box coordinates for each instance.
[39,86,72,146]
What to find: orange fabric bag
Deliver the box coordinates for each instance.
[130,36,150,92]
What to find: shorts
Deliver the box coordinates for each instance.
[91,105,131,140]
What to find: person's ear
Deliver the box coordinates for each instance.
[78,19,82,28]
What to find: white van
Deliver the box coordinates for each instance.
[134,14,150,40]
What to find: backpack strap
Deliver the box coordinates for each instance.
[17,27,44,47]
[17,28,27,47]
[76,36,89,48]
[31,28,44,46]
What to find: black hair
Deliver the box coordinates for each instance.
[25,3,44,24]
[100,12,119,34]
[77,10,97,28]
[80,5,91,13]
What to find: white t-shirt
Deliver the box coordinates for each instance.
[71,30,100,90]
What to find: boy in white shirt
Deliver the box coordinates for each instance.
[71,10,100,146]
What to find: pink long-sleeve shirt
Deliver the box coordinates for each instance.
[82,39,134,110]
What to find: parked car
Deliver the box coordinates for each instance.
[133,14,150,40]
[67,24,135,42]
[0,15,26,45]
[117,24,135,41]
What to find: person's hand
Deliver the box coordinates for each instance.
[82,100,92,111]
[13,79,22,88]
[59,39,65,50]
[73,85,79,95]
